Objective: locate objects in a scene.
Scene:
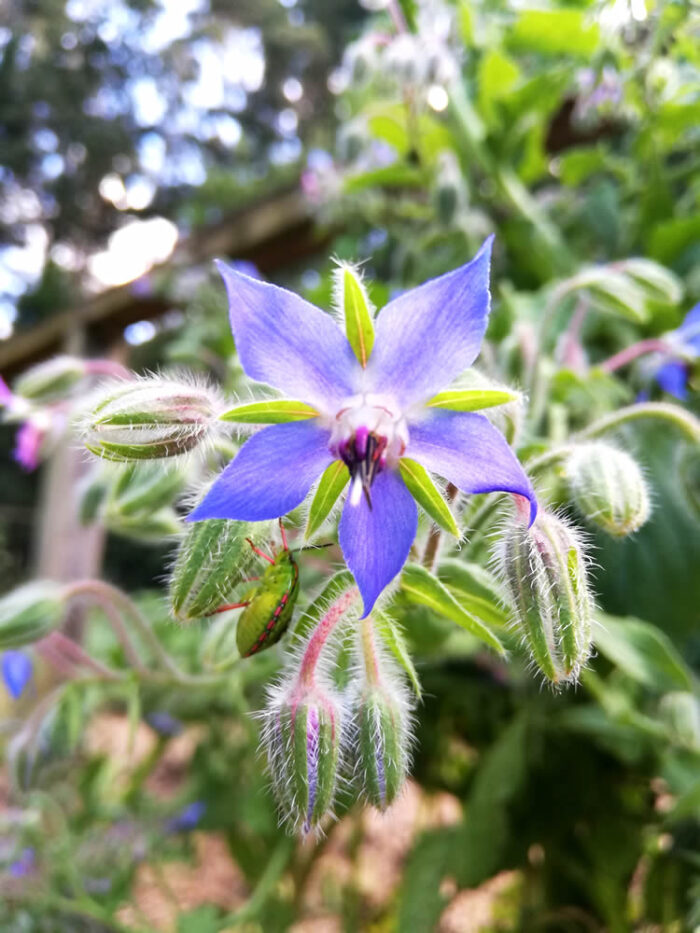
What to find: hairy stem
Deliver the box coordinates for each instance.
[598,338,671,373]
[299,588,360,688]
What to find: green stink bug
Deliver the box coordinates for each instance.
[209,522,300,658]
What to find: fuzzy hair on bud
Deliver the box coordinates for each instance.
[82,375,223,462]
[169,516,272,623]
[14,356,87,403]
[496,510,594,687]
[261,677,347,835]
[259,587,360,834]
[353,619,414,810]
[566,442,650,537]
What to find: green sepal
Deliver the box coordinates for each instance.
[373,610,422,699]
[219,399,319,424]
[358,691,404,808]
[305,461,350,538]
[399,459,459,537]
[339,265,375,368]
[400,563,505,655]
[426,388,518,412]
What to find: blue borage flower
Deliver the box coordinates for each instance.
[189,237,537,615]
[654,302,700,400]
[1,651,33,700]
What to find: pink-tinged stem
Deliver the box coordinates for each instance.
[36,631,122,680]
[558,298,590,369]
[513,494,532,525]
[599,338,671,373]
[299,588,360,688]
[84,360,132,380]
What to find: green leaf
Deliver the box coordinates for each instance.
[594,614,693,692]
[508,9,600,58]
[337,265,375,368]
[477,50,521,127]
[426,388,518,412]
[615,258,684,306]
[400,564,505,655]
[438,560,509,629]
[305,461,350,538]
[373,609,422,699]
[399,459,459,537]
[220,399,319,424]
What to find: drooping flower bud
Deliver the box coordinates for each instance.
[0,582,65,649]
[83,378,221,462]
[13,356,87,403]
[566,443,650,537]
[353,616,413,809]
[169,518,269,622]
[498,510,594,686]
[264,684,344,834]
[260,587,360,833]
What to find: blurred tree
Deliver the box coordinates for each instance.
[0,0,363,329]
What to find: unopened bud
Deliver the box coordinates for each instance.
[83,378,220,462]
[567,443,650,537]
[0,582,65,649]
[357,687,410,809]
[14,356,86,403]
[659,692,700,750]
[264,685,343,834]
[169,518,269,622]
[354,620,412,809]
[8,690,82,791]
[499,511,594,686]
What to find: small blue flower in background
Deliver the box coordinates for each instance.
[189,237,536,615]
[146,711,183,737]
[167,800,206,833]
[654,302,700,400]
[2,651,33,700]
[8,848,35,878]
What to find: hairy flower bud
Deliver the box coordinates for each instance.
[83,378,220,462]
[264,684,343,834]
[14,356,86,403]
[169,518,269,622]
[566,443,650,537]
[357,687,410,809]
[0,582,65,649]
[498,511,594,685]
[354,618,412,809]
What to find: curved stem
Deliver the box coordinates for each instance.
[299,588,360,688]
[62,581,148,674]
[598,338,670,373]
[63,580,219,686]
[36,630,124,681]
[579,402,700,444]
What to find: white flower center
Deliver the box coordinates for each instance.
[328,393,409,508]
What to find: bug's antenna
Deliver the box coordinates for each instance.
[246,538,275,564]
[294,542,334,553]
